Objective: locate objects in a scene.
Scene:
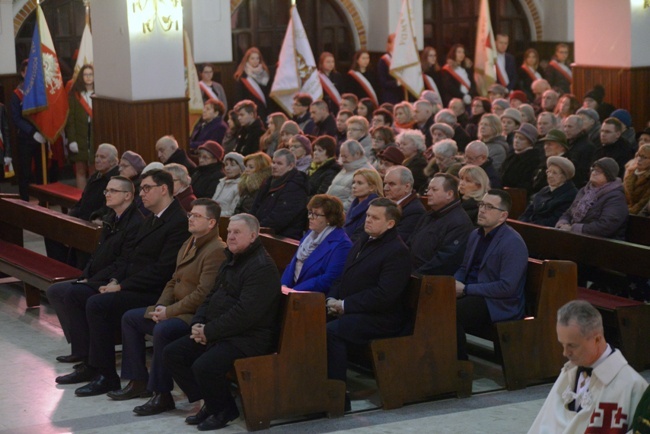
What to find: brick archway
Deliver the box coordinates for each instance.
[13,0,38,37]
[522,0,543,40]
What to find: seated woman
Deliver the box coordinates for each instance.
[191,141,225,198]
[259,112,288,156]
[189,99,228,151]
[212,152,245,217]
[281,195,352,294]
[393,101,416,132]
[234,152,272,214]
[357,97,377,123]
[308,136,341,196]
[221,110,241,153]
[501,123,541,196]
[519,156,577,227]
[343,169,383,242]
[458,164,490,225]
[623,144,650,215]
[556,157,628,239]
[289,134,312,173]
[277,120,302,151]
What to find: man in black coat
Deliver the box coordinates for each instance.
[326,198,411,391]
[156,135,196,175]
[233,100,265,156]
[592,118,635,178]
[383,166,425,243]
[310,100,338,138]
[562,115,595,188]
[250,148,308,240]
[56,170,189,397]
[164,214,281,431]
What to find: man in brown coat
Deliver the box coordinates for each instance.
[106,198,226,415]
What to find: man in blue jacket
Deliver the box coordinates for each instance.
[454,189,528,360]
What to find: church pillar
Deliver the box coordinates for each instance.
[572,0,650,129]
[90,0,188,163]
[0,0,19,105]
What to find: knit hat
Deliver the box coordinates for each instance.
[488,84,508,96]
[501,108,522,125]
[518,104,536,125]
[509,90,528,104]
[592,157,619,182]
[224,152,245,172]
[492,98,510,110]
[420,90,442,107]
[514,123,539,144]
[584,85,605,104]
[292,134,312,154]
[610,109,632,128]
[378,146,405,165]
[576,108,600,123]
[121,151,146,175]
[142,161,164,175]
[198,140,225,161]
[280,120,302,135]
[430,123,455,139]
[540,129,569,150]
[547,156,575,180]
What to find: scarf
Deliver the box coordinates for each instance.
[308,157,333,176]
[245,63,269,86]
[296,226,335,264]
[570,181,614,223]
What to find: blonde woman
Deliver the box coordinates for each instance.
[458,164,490,225]
[234,152,272,213]
[343,168,384,241]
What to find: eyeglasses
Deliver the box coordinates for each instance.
[187,213,212,220]
[307,211,326,219]
[103,189,129,195]
[477,201,506,212]
[347,128,363,133]
[140,184,162,194]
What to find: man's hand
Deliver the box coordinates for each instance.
[99,282,121,293]
[556,224,572,232]
[326,298,344,316]
[281,285,295,295]
[151,305,168,323]
[190,323,207,345]
[455,280,466,298]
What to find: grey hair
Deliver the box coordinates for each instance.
[229,213,260,235]
[274,148,296,166]
[396,129,426,153]
[97,143,119,164]
[435,109,457,126]
[414,99,434,114]
[433,139,458,158]
[157,135,179,151]
[386,165,414,187]
[163,163,190,187]
[538,111,558,127]
[565,114,584,129]
[557,300,603,337]
[465,140,489,157]
[342,140,365,158]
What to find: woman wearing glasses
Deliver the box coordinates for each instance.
[281,195,352,294]
[343,169,384,242]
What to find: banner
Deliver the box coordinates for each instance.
[184,31,204,115]
[389,0,423,98]
[473,0,497,96]
[69,3,93,87]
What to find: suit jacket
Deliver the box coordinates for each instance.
[113,198,190,294]
[500,52,518,91]
[281,227,352,293]
[454,223,528,323]
[396,192,426,244]
[166,148,197,175]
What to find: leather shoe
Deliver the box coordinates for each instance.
[55,363,97,384]
[56,354,84,363]
[107,380,149,401]
[185,404,210,425]
[75,375,121,397]
[133,392,175,416]
[197,407,239,431]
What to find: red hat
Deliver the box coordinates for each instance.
[378,146,405,165]
[198,141,224,161]
[509,90,528,103]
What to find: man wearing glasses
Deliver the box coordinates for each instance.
[454,189,528,360]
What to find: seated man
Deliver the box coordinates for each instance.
[55,169,189,397]
[156,135,196,175]
[454,189,528,360]
[164,163,197,212]
[164,214,281,431]
[528,300,648,434]
[409,173,474,276]
[250,148,309,240]
[382,166,425,243]
[326,198,411,406]
[106,199,227,417]
[47,176,144,355]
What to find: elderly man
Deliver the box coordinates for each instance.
[413,100,436,147]
[383,166,425,243]
[233,99,265,156]
[577,107,601,147]
[541,90,559,113]
[435,108,471,152]
[164,214,281,431]
[292,93,315,135]
[464,140,502,188]
[537,111,559,140]
[250,148,308,240]
[593,118,635,178]
[56,169,189,397]
[410,174,473,277]
[47,176,144,356]
[495,33,517,91]
[528,300,647,434]
[545,43,572,94]
[108,199,227,417]
[562,115,595,188]
[449,98,469,127]
[454,189,528,360]
[164,163,197,212]
[397,129,428,192]
[156,135,196,175]
[326,198,411,407]
[487,84,508,102]
[346,115,372,157]
[310,99,337,138]
[327,140,375,210]
[531,78,551,114]
[429,123,455,147]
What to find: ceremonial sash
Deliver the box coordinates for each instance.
[347,70,378,106]
[381,53,392,67]
[319,72,341,106]
[521,64,540,82]
[75,92,93,119]
[422,74,440,96]
[14,87,24,102]
[199,81,220,102]
[241,76,266,106]
[442,65,471,89]
[549,60,572,83]
[496,63,509,87]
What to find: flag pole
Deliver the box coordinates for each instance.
[36,2,48,186]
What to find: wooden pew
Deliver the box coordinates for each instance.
[625,214,650,246]
[28,182,82,213]
[218,216,229,241]
[504,187,527,219]
[0,196,101,307]
[259,233,299,273]
[508,219,650,371]
[234,292,346,431]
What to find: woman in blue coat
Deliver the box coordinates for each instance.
[343,169,384,242]
[281,195,352,294]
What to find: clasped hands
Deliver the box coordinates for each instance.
[190,323,207,345]
[326,298,344,317]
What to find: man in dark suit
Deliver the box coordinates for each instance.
[326,198,411,398]
[163,214,281,431]
[454,189,528,360]
[382,166,425,243]
[310,100,338,138]
[56,169,189,397]
[495,34,518,92]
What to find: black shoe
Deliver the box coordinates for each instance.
[107,380,149,401]
[55,363,97,385]
[56,354,84,363]
[75,375,121,397]
[72,362,84,370]
[197,407,239,431]
[133,392,175,416]
[185,404,210,425]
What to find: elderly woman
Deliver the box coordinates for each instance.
[501,123,541,195]
[478,113,509,172]
[519,156,578,227]
[190,141,225,198]
[458,164,490,225]
[211,152,244,217]
[278,120,302,151]
[393,101,416,131]
[377,146,405,177]
[422,139,461,194]
[289,134,312,173]
[556,157,628,239]
[518,104,537,127]
[343,169,383,242]
[500,108,522,149]
[308,136,341,196]
[624,144,650,214]
[281,195,352,294]
[234,151,272,214]
[189,99,228,151]
[396,129,428,192]
[259,112,288,156]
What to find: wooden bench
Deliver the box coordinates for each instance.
[625,214,650,246]
[504,187,527,219]
[508,219,650,371]
[28,182,82,213]
[0,195,101,307]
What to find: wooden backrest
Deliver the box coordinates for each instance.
[411,276,456,345]
[625,215,650,246]
[527,259,577,318]
[0,197,101,253]
[504,187,527,220]
[218,216,229,241]
[259,233,299,273]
